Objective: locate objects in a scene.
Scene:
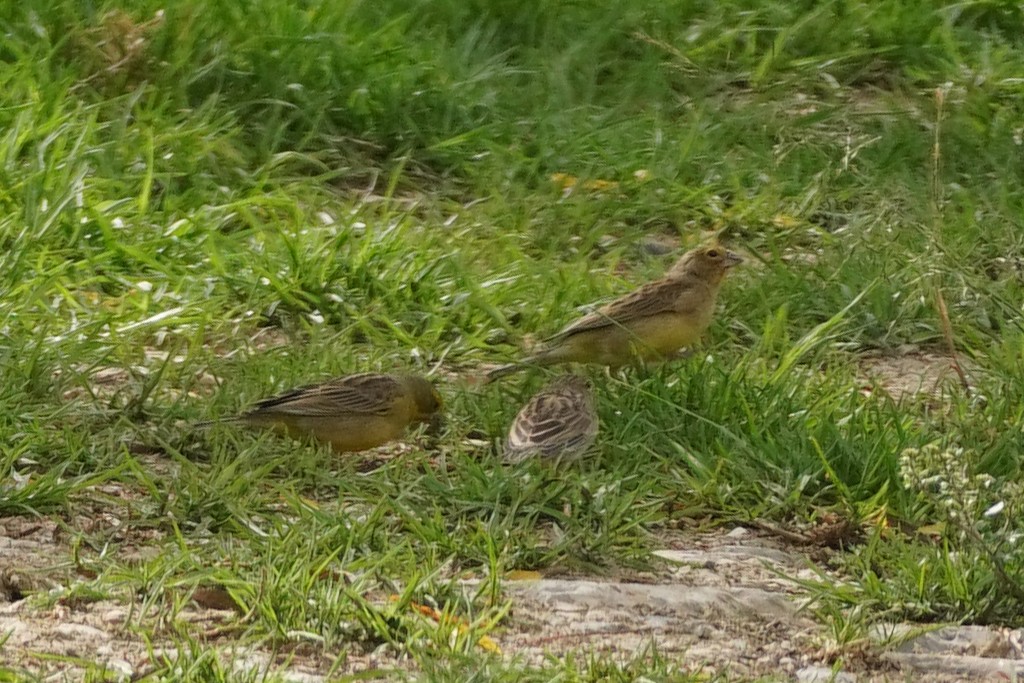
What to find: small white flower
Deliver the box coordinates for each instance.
[983,501,1005,517]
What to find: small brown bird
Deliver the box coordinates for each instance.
[487,244,742,380]
[200,372,443,453]
[504,375,598,464]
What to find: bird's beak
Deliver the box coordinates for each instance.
[424,412,445,436]
[724,250,744,268]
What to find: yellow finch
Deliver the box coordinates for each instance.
[487,244,742,380]
[504,375,598,464]
[200,372,443,453]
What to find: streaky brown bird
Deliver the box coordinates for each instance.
[199,372,443,453]
[504,374,598,464]
[487,244,742,381]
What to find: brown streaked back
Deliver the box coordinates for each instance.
[504,375,598,463]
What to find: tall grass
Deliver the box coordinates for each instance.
[4,1,1024,676]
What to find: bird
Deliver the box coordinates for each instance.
[198,372,443,453]
[504,374,598,464]
[487,244,742,380]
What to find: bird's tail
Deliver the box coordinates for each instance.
[485,347,573,383]
[484,362,528,383]
[193,416,244,429]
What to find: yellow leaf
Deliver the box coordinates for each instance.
[505,569,543,581]
[550,172,620,193]
[772,214,800,229]
[581,178,618,191]
[399,598,503,655]
[550,172,577,190]
[477,634,502,654]
[917,522,946,538]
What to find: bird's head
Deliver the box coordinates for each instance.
[404,376,444,421]
[667,244,743,283]
[549,374,593,395]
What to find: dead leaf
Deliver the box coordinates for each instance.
[389,595,502,655]
[191,585,245,613]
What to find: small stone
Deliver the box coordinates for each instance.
[0,600,27,615]
[692,623,714,639]
[640,236,675,255]
[884,625,1007,656]
[0,617,32,645]
[55,623,107,641]
[103,659,134,677]
[150,647,177,660]
[232,649,326,683]
[654,545,799,566]
[502,579,802,622]
[101,608,127,625]
[884,652,1024,678]
[797,665,857,683]
[726,526,750,538]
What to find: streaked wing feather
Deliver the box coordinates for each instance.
[506,385,597,458]
[247,374,401,417]
[547,430,592,456]
[548,277,688,341]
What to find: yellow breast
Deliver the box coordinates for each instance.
[625,310,711,360]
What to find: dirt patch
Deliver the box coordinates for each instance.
[501,578,818,679]
[0,515,1017,681]
[0,517,75,595]
[859,351,971,401]
[55,325,296,405]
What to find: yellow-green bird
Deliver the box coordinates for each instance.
[200,372,443,453]
[504,375,598,464]
[487,244,743,381]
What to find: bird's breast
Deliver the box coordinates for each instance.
[626,309,712,358]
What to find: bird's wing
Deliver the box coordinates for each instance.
[547,276,695,341]
[507,387,596,456]
[246,373,401,418]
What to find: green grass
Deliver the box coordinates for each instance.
[4,0,1024,678]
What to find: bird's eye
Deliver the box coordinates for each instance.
[708,249,720,258]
